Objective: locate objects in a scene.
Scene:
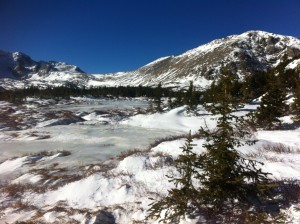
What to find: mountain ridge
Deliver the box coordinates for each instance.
[0,50,85,80]
[1,30,300,90]
[92,30,300,89]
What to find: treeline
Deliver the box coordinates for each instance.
[204,57,300,129]
[205,56,300,102]
[0,84,202,104]
[0,85,170,101]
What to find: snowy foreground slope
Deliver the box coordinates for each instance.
[0,100,300,223]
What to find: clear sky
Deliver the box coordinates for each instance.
[1,0,300,74]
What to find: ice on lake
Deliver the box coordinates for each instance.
[0,98,181,166]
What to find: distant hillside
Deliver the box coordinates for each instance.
[93,30,300,89]
[0,50,90,89]
[1,30,300,90]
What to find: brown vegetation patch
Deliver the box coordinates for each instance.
[260,143,300,154]
[28,166,82,190]
[27,131,51,140]
[116,148,146,161]
[148,134,189,150]
[12,199,39,211]
[0,183,47,198]
[0,111,20,129]
[82,163,116,176]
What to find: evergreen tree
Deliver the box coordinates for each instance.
[153,82,163,112]
[291,85,300,122]
[184,81,198,113]
[256,73,288,129]
[167,95,174,109]
[147,131,198,223]
[173,90,184,108]
[276,55,300,91]
[241,71,267,102]
[196,89,271,216]
[147,71,274,223]
[203,68,241,103]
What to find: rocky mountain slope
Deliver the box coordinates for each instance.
[94,30,300,89]
[0,50,90,89]
[1,30,300,90]
[0,50,85,80]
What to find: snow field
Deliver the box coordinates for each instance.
[1,103,300,223]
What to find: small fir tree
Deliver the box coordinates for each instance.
[184,81,198,113]
[173,90,184,108]
[241,71,267,101]
[147,71,274,223]
[292,85,300,122]
[167,95,174,109]
[196,86,271,216]
[154,82,163,112]
[147,131,198,223]
[256,73,288,129]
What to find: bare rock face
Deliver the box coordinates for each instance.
[93,210,116,224]
[287,46,300,58]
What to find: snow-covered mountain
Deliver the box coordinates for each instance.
[0,50,90,89]
[93,30,300,89]
[1,30,300,90]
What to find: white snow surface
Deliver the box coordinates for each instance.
[1,103,300,223]
[286,58,300,70]
[121,106,216,133]
[0,156,29,175]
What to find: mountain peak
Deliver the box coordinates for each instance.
[0,50,86,85]
[1,31,300,90]
[92,30,300,89]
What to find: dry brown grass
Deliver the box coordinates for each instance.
[9,132,20,138]
[12,199,39,211]
[0,111,19,129]
[247,143,300,161]
[151,151,167,158]
[27,131,51,140]
[1,183,47,198]
[44,112,58,119]
[116,148,146,161]
[148,134,188,150]
[14,221,46,224]
[82,163,116,177]
[62,111,77,119]
[146,152,174,170]
[260,143,300,154]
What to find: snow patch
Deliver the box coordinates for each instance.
[0,156,29,175]
[286,59,300,70]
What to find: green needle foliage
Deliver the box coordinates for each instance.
[147,70,275,223]
[197,86,272,216]
[255,72,288,129]
[184,81,199,113]
[292,85,300,122]
[153,82,163,112]
[147,131,198,223]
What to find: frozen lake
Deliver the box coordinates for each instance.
[0,125,180,165]
[47,97,150,112]
[0,98,181,166]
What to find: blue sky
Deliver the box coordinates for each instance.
[1,0,300,73]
